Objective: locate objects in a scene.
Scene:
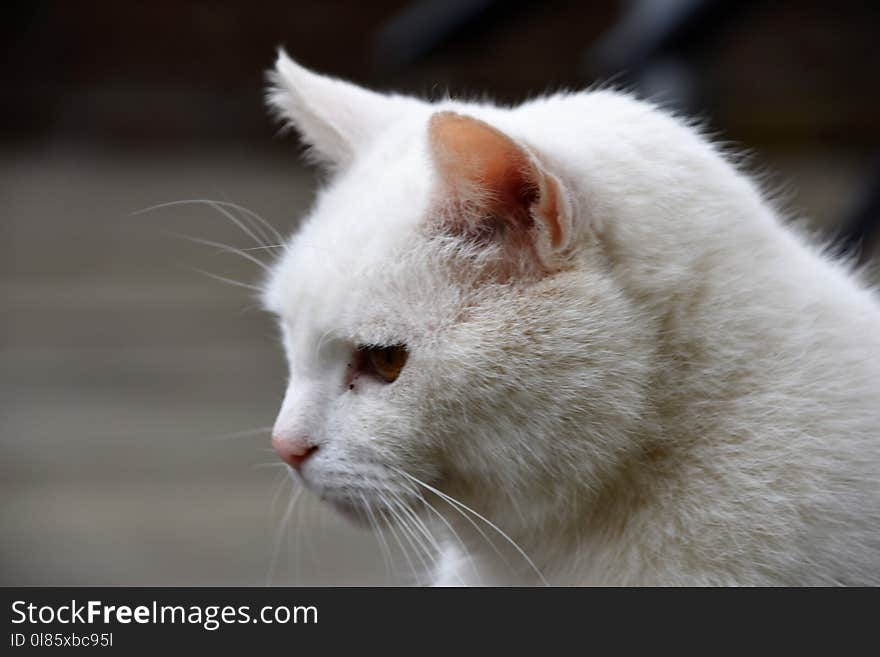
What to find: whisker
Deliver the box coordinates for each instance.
[401,473,511,573]
[410,487,482,586]
[180,265,262,292]
[299,489,321,582]
[386,488,442,561]
[214,199,286,245]
[239,244,286,252]
[267,481,302,586]
[167,232,273,272]
[387,495,434,579]
[269,468,292,517]
[392,467,549,586]
[359,491,394,584]
[132,199,269,248]
[291,478,305,584]
[377,490,420,585]
[204,187,284,246]
[211,193,273,247]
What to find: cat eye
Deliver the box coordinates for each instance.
[358,344,408,383]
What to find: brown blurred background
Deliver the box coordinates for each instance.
[2,0,879,585]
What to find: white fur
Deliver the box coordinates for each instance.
[263,51,880,585]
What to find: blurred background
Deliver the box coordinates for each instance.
[2,0,879,585]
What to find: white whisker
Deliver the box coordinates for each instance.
[410,486,483,586]
[377,490,420,585]
[387,495,434,579]
[401,472,511,573]
[132,199,269,248]
[167,232,273,272]
[267,480,302,586]
[240,244,286,252]
[181,266,262,292]
[392,467,549,586]
[269,468,292,517]
[299,490,321,582]
[359,491,394,584]
[214,199,286,245]
[387,487,442,560]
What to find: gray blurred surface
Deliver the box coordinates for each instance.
[0,144,874,586]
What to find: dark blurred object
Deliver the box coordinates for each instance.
[2,1,878,151]
[370,0,501,74]
[369,0,541,75]
[584,0,879,252]
[0,1,414,148]
[836,158,880,262]
[584,0,766,112]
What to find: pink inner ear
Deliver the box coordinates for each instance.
[429,111,563,249]
[430,111,535,204]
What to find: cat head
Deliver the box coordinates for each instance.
[262,52,664,534]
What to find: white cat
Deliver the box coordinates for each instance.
[263,51,880,586]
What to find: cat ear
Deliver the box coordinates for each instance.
[428,111,573,270]
[268,50,397,169]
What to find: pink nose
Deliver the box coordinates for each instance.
[272,434,318,470]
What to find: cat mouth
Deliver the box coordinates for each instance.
[297,460,437,529]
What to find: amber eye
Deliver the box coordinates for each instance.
[359,344,408,383]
